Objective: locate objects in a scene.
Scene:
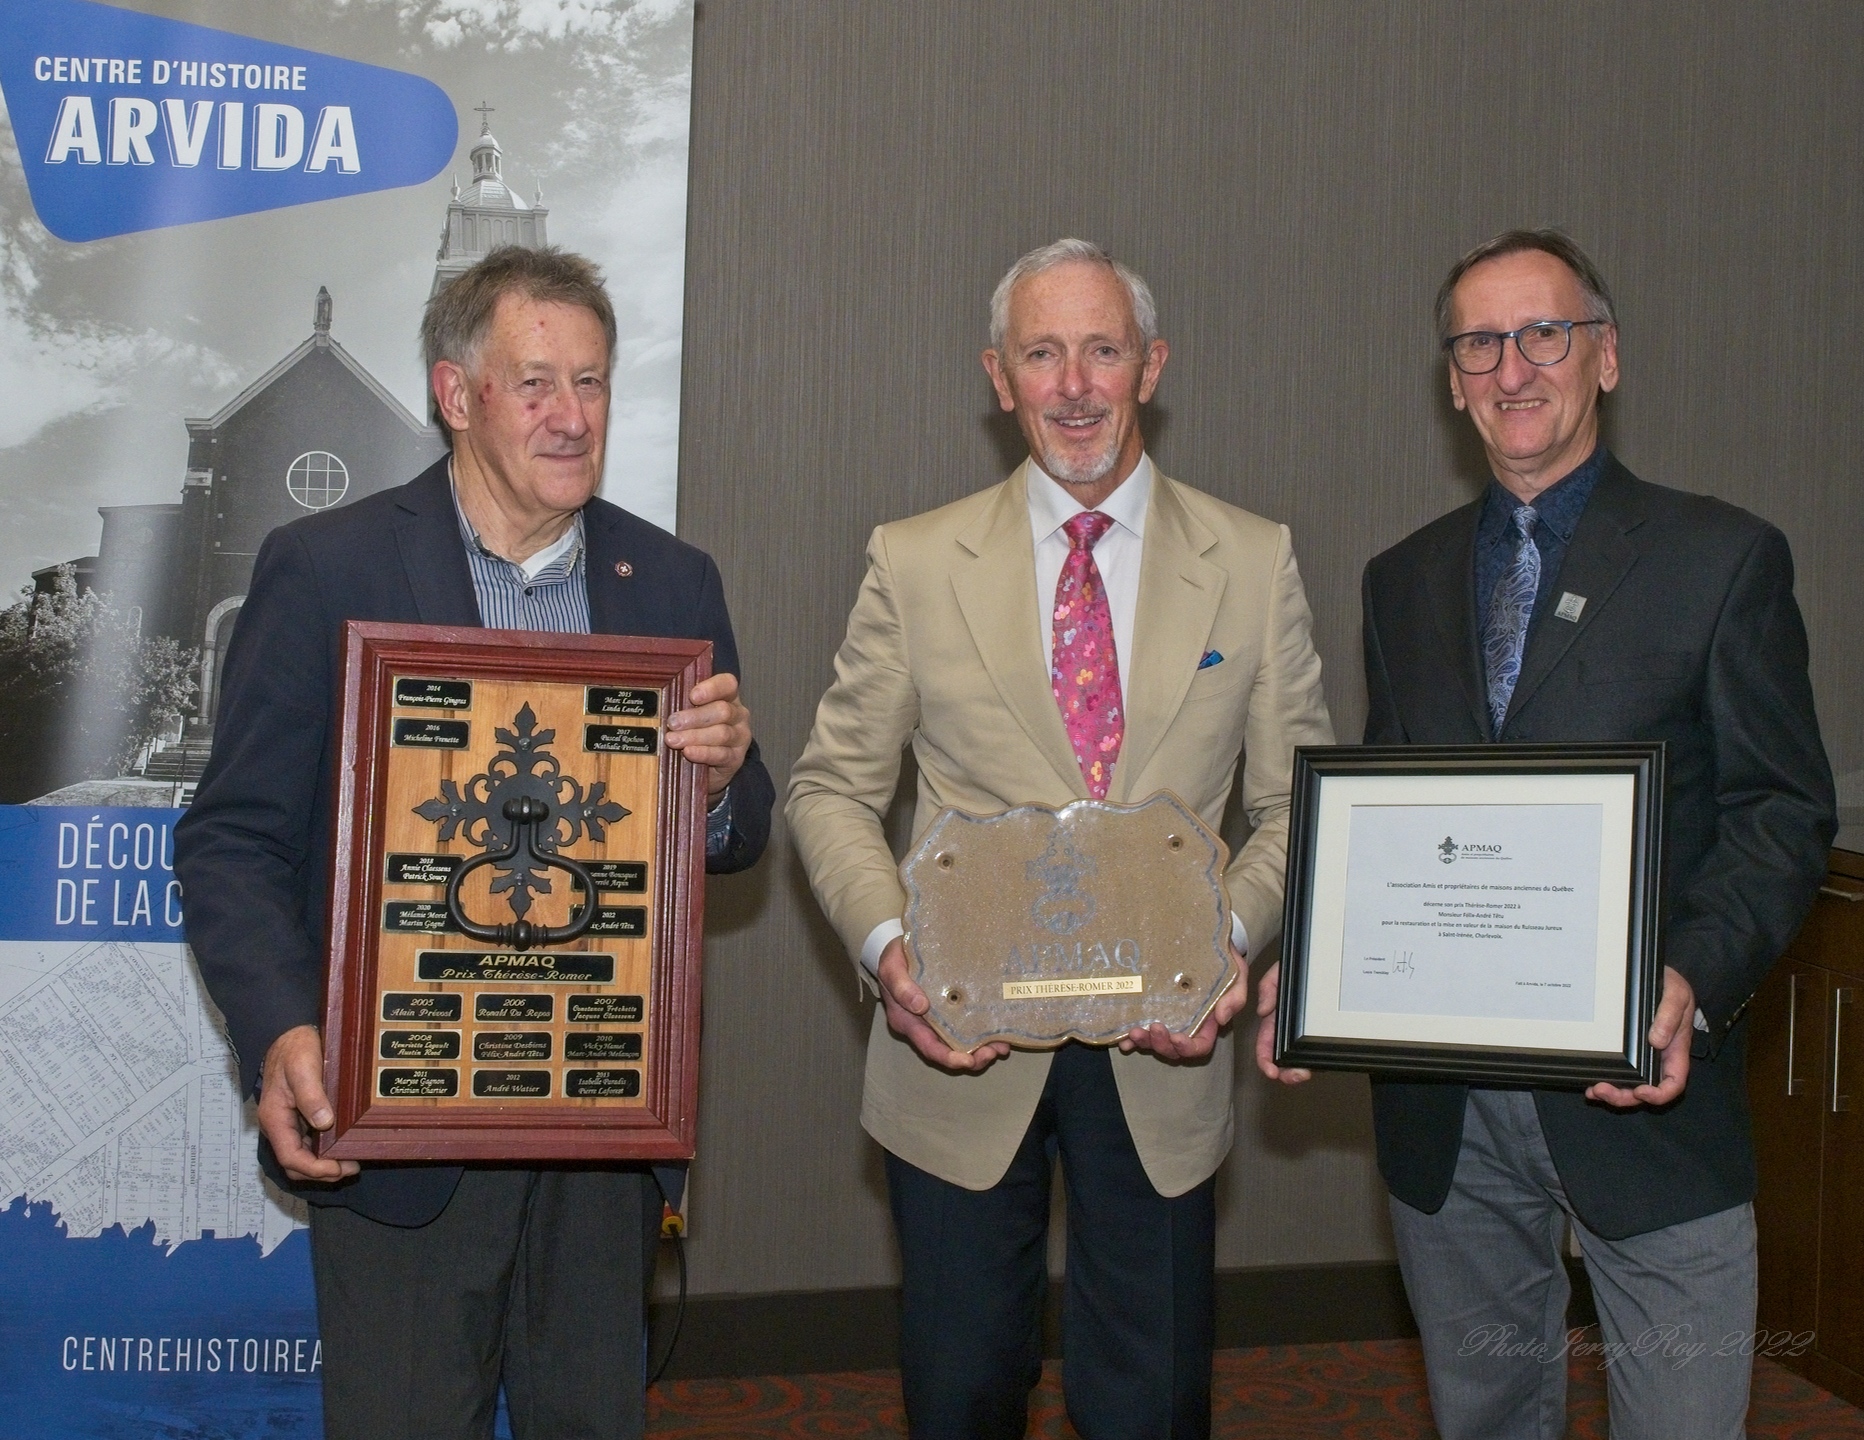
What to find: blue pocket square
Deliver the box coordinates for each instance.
[1198,649,1223,671]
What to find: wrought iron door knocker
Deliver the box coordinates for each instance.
[413,702,631,950]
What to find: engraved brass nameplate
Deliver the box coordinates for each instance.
[587,686,659,718]
[392,717,470,749]
[380,1030,462,1060]
[385,901,459,934]
[569,861,649,894]
[564,1032,643,1062]
[475,993,555,1023]
[378,1067,458,1098]
[395,677,473,709]
[473,1069,552,1098]
[474,1031,554,1062]
[585,724,657,755]
[900,792,1235,1051]
[385,853,463,886]
[566,1069,640,1098]
[382,992,463,1022]
[569,905,648,938]
[567,994,643,1023]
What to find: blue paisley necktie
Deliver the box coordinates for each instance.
[1484,505,1540,735]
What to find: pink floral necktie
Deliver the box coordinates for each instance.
[1051,511,1124,799]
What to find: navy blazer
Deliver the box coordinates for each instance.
[175,460,775,1224]
[1361,458,1835,1239]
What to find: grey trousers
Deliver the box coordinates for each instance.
[1389,1089,1756,1440]
[309,1167,661,1440]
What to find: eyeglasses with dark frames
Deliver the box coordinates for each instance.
[1443,319,1608,375]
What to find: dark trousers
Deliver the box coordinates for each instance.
[308,1167,661,1440]
[886,1043,1216,1440]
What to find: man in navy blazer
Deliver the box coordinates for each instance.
[1258,231,1833,1440]
[175,247,773,1439]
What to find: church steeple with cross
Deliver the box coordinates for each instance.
[431,100,550,296]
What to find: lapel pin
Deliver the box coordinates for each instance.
[1554,592,1586,623]
[613,560,633,578]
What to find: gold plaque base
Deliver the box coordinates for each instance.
[900,792,1234,1051]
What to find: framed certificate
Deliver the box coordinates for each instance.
[315,621,711,1162]
[1274,744,1665,1087]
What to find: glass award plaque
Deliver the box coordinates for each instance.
[900,792,1235,1051]
[316,621,711,1161]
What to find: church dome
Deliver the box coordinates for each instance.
[459,117,527,211]
[432,102,549,295]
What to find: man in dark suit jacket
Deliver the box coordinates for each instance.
[1258,230,1833,1440]
[175,247,773,1440]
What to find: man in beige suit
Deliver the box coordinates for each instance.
[788,239,1332,1440]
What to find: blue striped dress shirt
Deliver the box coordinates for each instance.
[450,477,731,853]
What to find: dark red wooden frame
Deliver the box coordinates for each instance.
[317,621,710,1161]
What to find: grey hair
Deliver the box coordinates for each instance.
[1435,228,1617,339]
[988,238,1159,352]
[421,245,617,441]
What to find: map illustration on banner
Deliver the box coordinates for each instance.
[0,0,457,241]
[0,804,318,1432]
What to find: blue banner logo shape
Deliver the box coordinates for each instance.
[0,0,457,242]
[0,807,185,942]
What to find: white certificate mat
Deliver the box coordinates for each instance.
[1300,772,1636,1054]
[1337,803,1602,1022]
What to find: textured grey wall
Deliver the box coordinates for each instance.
[673,1,1864,1298]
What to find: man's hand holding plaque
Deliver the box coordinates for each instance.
[258,1023,360,1183]
[663,671,753,797]
[896,791,1239,1057]
[1117,940,1248,1061]
[875,940,1014,1073]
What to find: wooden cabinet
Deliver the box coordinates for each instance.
[1750,848,1864,1406]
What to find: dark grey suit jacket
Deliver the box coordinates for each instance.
[1362,457,1834,1238]
[175,460,774,1225]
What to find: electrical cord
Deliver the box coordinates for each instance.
[646,1171,688,1387]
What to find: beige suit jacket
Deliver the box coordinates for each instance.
[786,462,1333,1196]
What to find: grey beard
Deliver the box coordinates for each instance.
[1040,431,1120,487]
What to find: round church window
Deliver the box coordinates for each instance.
[286,451,350,510]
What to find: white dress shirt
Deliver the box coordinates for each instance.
[861,453,1246,976]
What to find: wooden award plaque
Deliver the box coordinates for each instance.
[316,621,710,1161]
[900,792,1237,1052]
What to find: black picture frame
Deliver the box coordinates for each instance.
[1274,743,1665,1088]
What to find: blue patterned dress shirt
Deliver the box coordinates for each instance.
[451,479,732,855]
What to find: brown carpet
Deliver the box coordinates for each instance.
[645,1336,1864,1438]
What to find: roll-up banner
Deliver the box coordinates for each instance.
[0,2,695,1431]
